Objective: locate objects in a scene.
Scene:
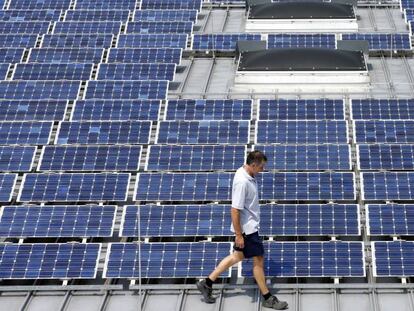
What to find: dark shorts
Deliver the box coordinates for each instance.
[233,231,264,258]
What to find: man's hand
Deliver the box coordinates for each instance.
[235,234,244,249]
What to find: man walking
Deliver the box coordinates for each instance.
[196,150,288,310]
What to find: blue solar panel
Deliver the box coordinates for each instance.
[0,21,50,34]
[42,34,113,48]
[146,145,245,171]
[56,121,151,145]
[354,121,414,144]
[0,121,52,144]
[255,144,351,170]
[0,10,61,21]
[0,174,16,201]
[259,99,345,120]
[126,21,193,34]
[97,63,176,81]
[0,100,67,121]
[372,241,414,277]
[65,10,129,21]
[358,144,414,170]
[401,0,414,9]
[405,9,414,22]
[0,48,24,62]
[53,22,121,34]
[351,99,414,119]
[0,146,35,171]
[71,99,160,121]
[140,0,202,10]
[367,204,414,236]
[156,121,250,144]
[85,80,168,100]
[165,99,252,120]
[18,173,130,202]
[242,242,365,277]
[362,172,414,200]
[342,33,411,50]
[0,243,101,279]
[0,34,37,48]
[39,145,141,171]
[0,63,9,79]
[103,242,231,278]
[267,34,336,49]
[118,34,187,48]
[9,0,71,9]
[75,0,136,9]
[13,63,93,80]
[0,205,116,237]
[134,9,198,22]
[28,48,104,63]
[107,48,182,64]
[0,81,80,99]
[192,34,262,51]
[256,121,348,144]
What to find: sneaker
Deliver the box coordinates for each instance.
[262,295,288,310]
[196,279,216,303]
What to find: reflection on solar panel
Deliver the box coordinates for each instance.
[140,0,202,10]
[42,34,113,48]
[255,144,351,170]
[367,204,414,235]
[9,0,71,9]
[18,173,130,202]
[126,21,193,34]
[53,22,121,34]
[372,241,414,276]
[65,10,129,21]
[358,144,414,170]
[0,81,80,99]
[75,0,136,9]
[56,121,151,144]
[0,146,35,171]
[0,174,16,201]
[0,21,50,34]
[354,121,414,144]
[97,63,176,81]
[146,145,245,171]
[0,243,101,279]
[85,80,168,100]
[267,34,336,49]
[192,34,262,51]
[0,10,61,21]
[0,63,9,79]
[351,99,414,119]
[0,48,24,62]
[103,242,231,278]
[13,63,93,80]
[107,48,182,64]
[256,121,348,144]
[362,172,414,200]
[71,100,160,121]
[0,205,116,237]
[156,121,250,144]
[342,33,412,50]
[118,34,187,48]
[39,145,141,171]
[242,242,365,277]
[0,121,52,144]
[0,34,37,48]
[134,10,198,22]
[165,99,252,120]
[0,100,67,121]
[28,48,104,63]
[259,99,345,120]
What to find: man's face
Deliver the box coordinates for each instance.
[251,161,266,176]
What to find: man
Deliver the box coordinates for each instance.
[196,150,288,310]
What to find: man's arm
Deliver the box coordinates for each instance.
[231,207,244,249]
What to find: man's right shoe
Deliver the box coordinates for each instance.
[196,279,216,303]
[262,295,288,310]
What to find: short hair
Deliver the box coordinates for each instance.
[246,150,267,165]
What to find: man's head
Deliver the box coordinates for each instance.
[245,150,267,176]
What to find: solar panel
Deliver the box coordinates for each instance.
[256,121,348,144]
[354,121,414,144]
[242,242,365,277]
[84,80,168,100]
[0,81,80,99]
[351,99,414,120]
[0,34,38,48]
[18,173,130,202]
[42,34,113,48]
[146,145,246,171]
[65,10,129,21]
[372,241,414,277]
[39,145,141,171]
[97,63,176,81]
[103,242,232,278]
[342,33,412,50]
[13,63,93,80]
[9,0,71,9]
[401,0,414,9]
[0,205,116,237]
[259,99,345,120]
[254,144,352,171]
[267,34,336,49]
[165,99,252,120]
[156,121,250,144]
[358,144,414,170]
[405,9,414,22]
[53,22,121,34]
[134,9,198,22]
[71,99,160,121]
[0,174,17,201]
[0,243,101,279]
[0,10,61,21]
[107,48,182,64]
[0,100,67,121]
[0,63,9,79]
[0,121,52,145]
[367,204,414,236]
[362,172,414,200]
[0,48,24,62]
[0,146,35,171]
[117,34,188,48]
[0,21,50,34]
[192,34,262,51]
[126,21,193,34]
[28,48,104,63]
[75,0,136,9]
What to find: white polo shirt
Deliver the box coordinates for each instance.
[230,165,260,235]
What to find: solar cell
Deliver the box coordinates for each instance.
[267,34,336,49]
[372,241,414,277]
[126,21,193,34]
[357,144,414,170]
[367,204,414,236]
[107,48,182,64]
[134,9,198,22]
[342,33,412,50]
[0,10,61,21]
[0,174,17,201]
[42,34,113,48]
[0,21,50,34]
[0,146,35,171]
[405,9,414,22]
[75,0,136,9]
[53,22,122,34]
[117,34,188,48]
[13,63,93,80]
[0,48,24,62]
[354,121,414,144]
[0,121,52,145]
[97,63,176,81]
[0,81,81,99]
[140,0,202,10]
[65,10,129,21]
[28,48,103,63]
[192,34,262,51]
[0,100,67,121]
[9,0,71,10]
[351,99,414,120]
[0,34,38,48]
[362,172,414,200]
[0,63,9,79]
